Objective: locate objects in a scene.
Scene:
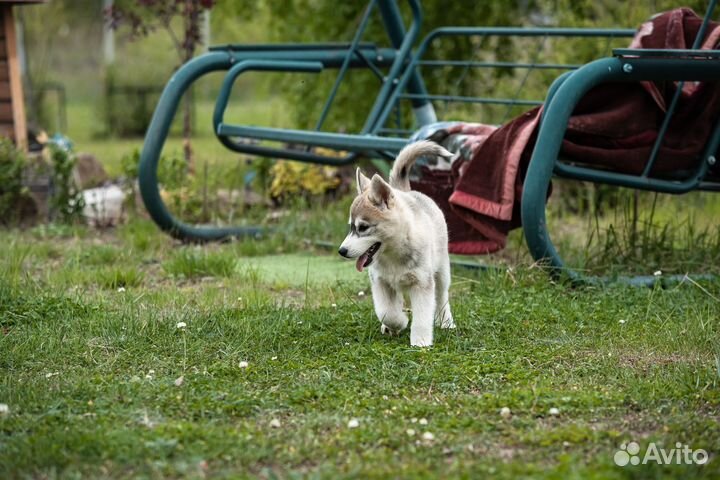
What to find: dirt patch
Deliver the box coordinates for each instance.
[616,350,714,373]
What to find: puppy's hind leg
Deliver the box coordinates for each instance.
[409,281,436,347]
[371,277,408,336]
[434,261,455,329]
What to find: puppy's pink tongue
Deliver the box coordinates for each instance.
[356,253,368,272]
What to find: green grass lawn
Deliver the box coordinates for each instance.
[1,215,719,479]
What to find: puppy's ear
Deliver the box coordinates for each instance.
[356,168,371,194]
[369,174,393,209]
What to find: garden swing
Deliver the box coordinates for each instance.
[139,0,720,285]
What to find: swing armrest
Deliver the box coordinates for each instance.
[213,60,324,136]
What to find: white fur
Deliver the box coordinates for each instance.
[339,141,455,347]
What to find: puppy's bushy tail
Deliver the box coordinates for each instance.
[389,140,453,192]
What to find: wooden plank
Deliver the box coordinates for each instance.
[0,62,8,78]
[0,39,6,59]
[0,81,9,99]
[0,100,12,120]
[0,6,6,47]
[3,5,25,150]
[0,121,12,139]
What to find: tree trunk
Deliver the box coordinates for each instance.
[182,0,201,173]
[183,88,193,173]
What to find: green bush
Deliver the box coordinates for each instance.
[0,139,28,225]
[48,143,84,223]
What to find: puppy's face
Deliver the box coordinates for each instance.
[338,169,396,272]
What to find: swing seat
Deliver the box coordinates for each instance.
[522,6,720,285]
[137,0,718,284]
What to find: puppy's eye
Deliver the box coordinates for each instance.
[358,225,369,233]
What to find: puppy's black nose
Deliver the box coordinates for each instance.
[338,247,349,257]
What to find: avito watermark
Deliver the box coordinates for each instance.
[614,441,709,466]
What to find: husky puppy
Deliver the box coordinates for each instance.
[338,141,455,347]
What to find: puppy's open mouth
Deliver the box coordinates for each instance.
[356,242,381,272]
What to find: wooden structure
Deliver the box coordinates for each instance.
[0,0,44,151]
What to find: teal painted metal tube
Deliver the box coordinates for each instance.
[418,27,635,42]
[211,44,398,164]
[213,60,324,132]
[139,47,399,241]
[377,0,436,125]
[139,52,267,241]
[376,27,634,136]
[538,70,573,124]
[314,0,378,131]
[613,48,720,58]
[521,55,720,283]
[418,60,583,70]
[215,124,409,152]
[641,0,717,178]
[362,0,424,131]
[399,93,542,106]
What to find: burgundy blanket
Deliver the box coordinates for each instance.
[412,8,720,255]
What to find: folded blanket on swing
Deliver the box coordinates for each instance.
[410,8,720,255]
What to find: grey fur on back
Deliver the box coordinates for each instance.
[389,140,453,192]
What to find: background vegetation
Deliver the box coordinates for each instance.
[1,1,719,477]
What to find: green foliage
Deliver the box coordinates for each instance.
[268,160,341,204]
[119,148,142,215]
[262,0,550,131]
[120,148,140,180]
[96,265,145,289]
[587,192,720,275]
[122,147,206,221]
[48,143,84,223]
[261,0,712,133]
[80,245,121,266]
[101,66,158,138]
[164,247,237,278]
[158,151,190,190]
[0,139,28,225]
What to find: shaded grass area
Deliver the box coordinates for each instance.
[65,95,287,177]
[0,217,719,478]
[530,186,720,278]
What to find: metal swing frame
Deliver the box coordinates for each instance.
[138,0,720,284]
